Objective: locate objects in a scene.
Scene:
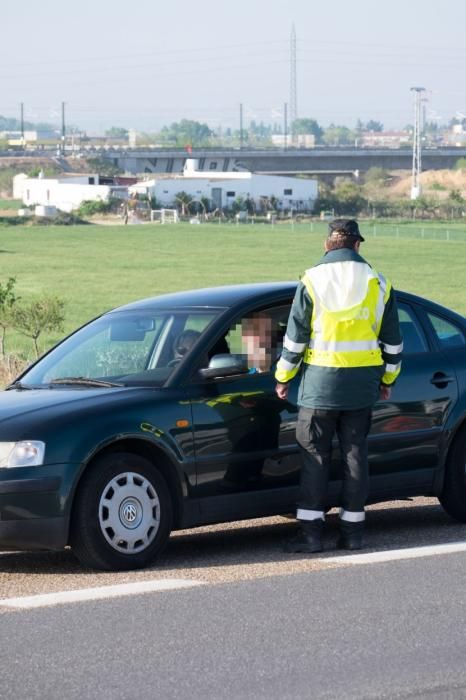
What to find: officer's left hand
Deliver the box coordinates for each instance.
[380,385,392,400]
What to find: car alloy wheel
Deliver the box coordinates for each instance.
[99,472,161,553]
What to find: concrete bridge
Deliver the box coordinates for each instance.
[99,147,466,176]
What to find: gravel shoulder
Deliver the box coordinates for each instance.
[1,497,465,601]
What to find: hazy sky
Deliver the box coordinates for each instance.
[2,0,465,133]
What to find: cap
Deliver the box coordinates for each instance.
[328,219,365,242]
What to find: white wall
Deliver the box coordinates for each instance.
[13,174,121,212]
[131,173,317,211]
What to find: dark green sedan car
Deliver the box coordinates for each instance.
[1,283,465,570]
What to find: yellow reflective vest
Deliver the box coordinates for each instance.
[301,265,390,370]
[275,255,402,392]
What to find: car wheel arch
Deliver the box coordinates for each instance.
[67,437,185,543]
[438,422,466,521]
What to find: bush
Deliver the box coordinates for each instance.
[0,353,28,388]
[364,167,389,185]
[77,199,112,217]
[0,277,19,357]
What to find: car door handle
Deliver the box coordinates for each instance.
[430,372,455,387]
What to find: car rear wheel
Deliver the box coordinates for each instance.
[438,427,466,523]
[71,452,173,571]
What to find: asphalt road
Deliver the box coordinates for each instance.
[1,497,466,699]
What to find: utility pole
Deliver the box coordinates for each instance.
[20,102,24,146]
[410,87,425,200]
[239,102,244,149]
[290,23,298,143]
[61,101,66,154]
[283,102,288,151]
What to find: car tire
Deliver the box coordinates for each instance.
[438,427,466,523]
[71,452,173,571]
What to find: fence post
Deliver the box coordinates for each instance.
[447,230,450,241]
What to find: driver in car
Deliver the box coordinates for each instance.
[172,329,202,362]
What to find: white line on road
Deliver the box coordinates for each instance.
[0,578,205,610]
[325,541,466,566]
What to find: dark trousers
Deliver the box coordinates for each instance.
[295,407,372,515]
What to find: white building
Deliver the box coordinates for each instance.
[1,130,58,145]
[271,134,316,148]
[130,159,318,212]
[13,173,127,213]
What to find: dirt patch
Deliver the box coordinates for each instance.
[388,169,466,198]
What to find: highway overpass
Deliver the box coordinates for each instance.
[98,147,466,176]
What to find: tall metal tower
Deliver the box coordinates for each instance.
[410,86,426,200]
[290,24,298,138]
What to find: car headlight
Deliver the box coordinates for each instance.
[0,441,45,468]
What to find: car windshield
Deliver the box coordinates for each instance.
[20,309,220,388]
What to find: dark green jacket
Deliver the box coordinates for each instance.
[276,249,403,410]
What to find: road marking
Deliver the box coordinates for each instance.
[325,541,466,566]
[0,578,205,610]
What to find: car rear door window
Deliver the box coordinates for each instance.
[427,313,466,350]
[398,304,428,354]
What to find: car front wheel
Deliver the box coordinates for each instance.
[71,452,173,571]
[439,427,466,523]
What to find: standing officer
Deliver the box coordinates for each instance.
[275,219,402,552]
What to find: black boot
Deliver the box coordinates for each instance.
[284,519,324,553]
[337,520,364,551]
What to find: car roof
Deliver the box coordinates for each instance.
[110,283,464,324]
[397,290,466,323]
[114,282,299,312]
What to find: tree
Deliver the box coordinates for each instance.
[160,120,212,147]
[355,118,365,133]
[105,127,129,138]
[174,191,193,216]
[0,277,19,357]
[323,125,355,146]
[333,180,367,214]
[12,296,65,358]
[314,180,366,216]
[365,120,384,132]
[292,118,323,141]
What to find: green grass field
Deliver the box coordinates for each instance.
[0,199,21,210]
[0,220,465,358]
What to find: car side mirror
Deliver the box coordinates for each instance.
[198,354,248,380]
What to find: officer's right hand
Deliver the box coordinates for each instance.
[275,382,289,400]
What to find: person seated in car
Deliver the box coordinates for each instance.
[241,313,279,373]
[172,329,201,362]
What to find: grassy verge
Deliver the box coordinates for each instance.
[0,220,464,360]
